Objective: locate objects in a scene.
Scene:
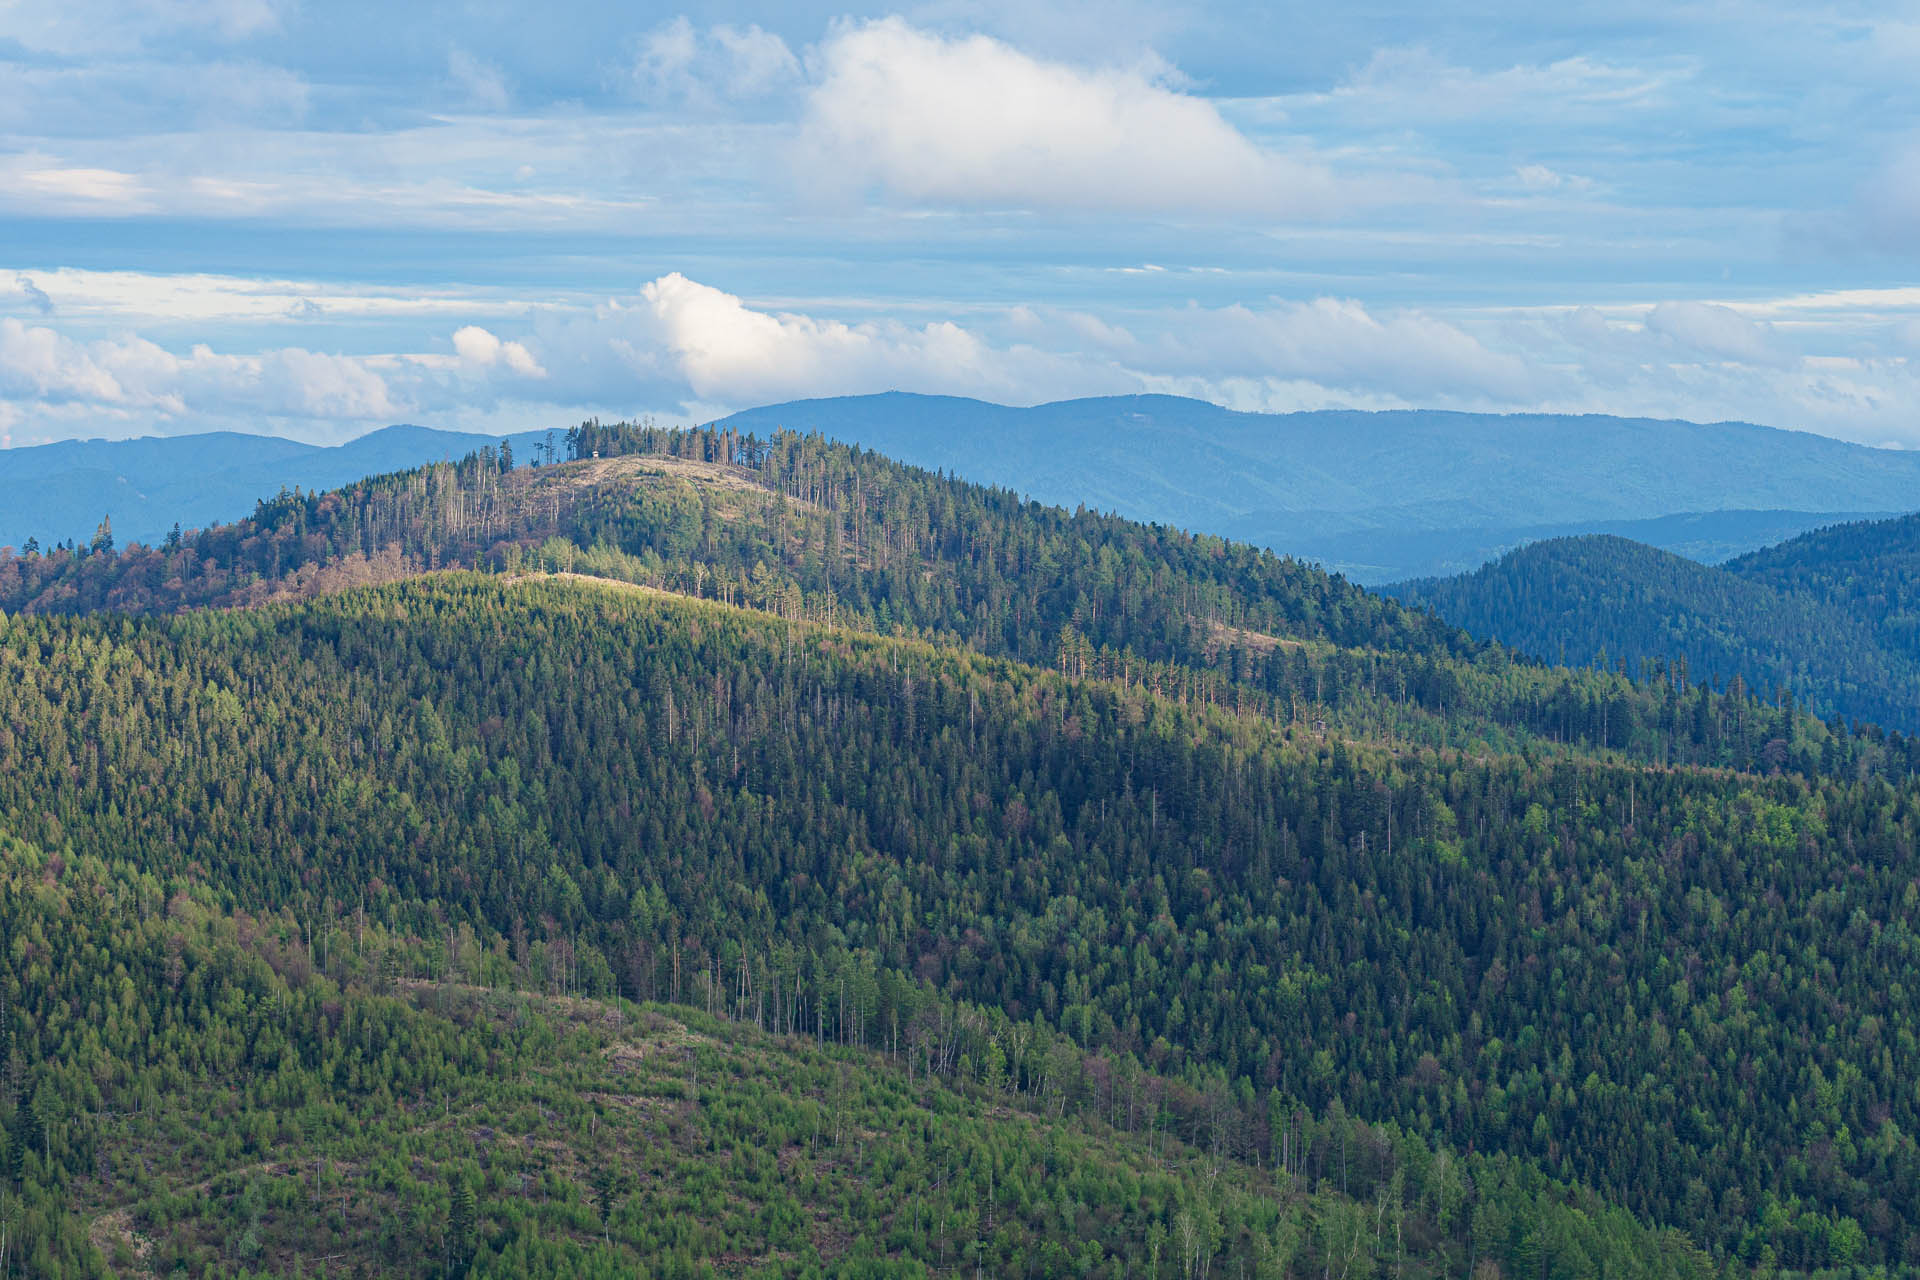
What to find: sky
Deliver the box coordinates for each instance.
[2,0,1919,448]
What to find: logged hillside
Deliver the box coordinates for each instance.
[3,423,1913,782]
[3,574,1919,1272]
[1388,521,1920,732]
[10,835,1684,1279]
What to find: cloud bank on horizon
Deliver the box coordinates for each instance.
[1,1,1918,448]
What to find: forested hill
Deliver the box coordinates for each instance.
[13,822,1700,1280]
[1387,520,1920,732]
[1727,510,1920,627]
[2,421,1913,780]
[2,573,1916,1273]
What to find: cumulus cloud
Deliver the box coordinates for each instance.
[629,17,800,107]
[535,272,1106,407]
[0,314,576,437]
[797,18,1349,215]
[0,316,399,420]
[0,318,134,404]
[453,325,545,377]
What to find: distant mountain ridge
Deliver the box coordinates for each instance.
[1386,514,1920,730]
[719,392,1917,580]
[8,394,1917,580]
[0,424,548,551]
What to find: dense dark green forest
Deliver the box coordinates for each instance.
[1388,520,1920,733]
[3,425,1912,781]
[1727,512,1920,645]
[3,573,1917,1274]
[0,826,1713,1279]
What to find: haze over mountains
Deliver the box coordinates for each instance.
[724,393,1920,581]
[0,425,548,553]
[10,394,1918,582]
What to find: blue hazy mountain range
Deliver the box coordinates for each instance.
[716,393,1917,581]
[6,394,1917,582]
[0,425,551,552]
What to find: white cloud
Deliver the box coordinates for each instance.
[629,17,799,107]
[185,344,398,420]
[11,272,1920,449]
[632,16,699,96]
[553,272,1105,406]
[0,266,545,325]
[7,162,151,213]
[797,18,1350,215]
[709,24,803,99]
[1323,46,1689,125]
[453,325,545,377]
[0,317,399,421]
[1645,300,1794,368]
[0,318,133,404]
[1202,299,1540,400]
[0,133,659,229]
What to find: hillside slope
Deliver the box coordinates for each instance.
[18,836,1704,1280]
[1388,519,1920,731]
[1728,510,1920,646]
[3,573,1918,1270]
[4,423,1909,780]
[718,393,1916,579]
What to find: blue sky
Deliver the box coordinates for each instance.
[2,0,1919,447]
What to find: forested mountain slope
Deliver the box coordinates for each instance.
[1388,519,1920,732]
[3,573,1918,1273]
[1728,510,1920,637]
[717,393,1917,580]
[11,831,1676,1279]
[4,423,1913,782]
